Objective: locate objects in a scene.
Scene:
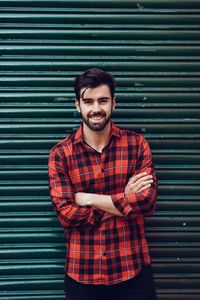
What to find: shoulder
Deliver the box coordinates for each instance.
[120,127,145,143]
[49,131,76,158]
[119,128,150,154]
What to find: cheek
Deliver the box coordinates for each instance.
[81,108,91,117]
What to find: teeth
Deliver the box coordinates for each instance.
[91,116,102,120]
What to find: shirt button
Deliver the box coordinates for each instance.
[103,252,106,256]
[102,169,104,172]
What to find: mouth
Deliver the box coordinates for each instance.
[91,116,103,120]
[89,114,105,121]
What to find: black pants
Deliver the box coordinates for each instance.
[64,265,157,300]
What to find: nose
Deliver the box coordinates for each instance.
[93,102,101,113]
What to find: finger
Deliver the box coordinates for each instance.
[102,212,113,221]
[136,176,153,186]
[128,179,153,193]
[128,174,153,185]
[131,172,153,182]
[137,179,153,190]
[128,172,147,184]
[137,184,151,193]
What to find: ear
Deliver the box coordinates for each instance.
[75,99,81,113]
[112,96,116,111]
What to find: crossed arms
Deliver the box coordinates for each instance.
[75,172,154,221]
[48,136,157,229]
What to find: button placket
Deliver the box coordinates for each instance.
[100,150,106,174]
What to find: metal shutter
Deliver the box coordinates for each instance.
[0,0,200,299]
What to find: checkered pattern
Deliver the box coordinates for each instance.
[48,121,157,285]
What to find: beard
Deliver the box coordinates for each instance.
[80,111,112,132]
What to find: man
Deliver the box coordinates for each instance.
[48,68,157,300]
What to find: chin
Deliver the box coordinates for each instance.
[87,120,110,132]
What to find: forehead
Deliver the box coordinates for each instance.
[80,84,111,99]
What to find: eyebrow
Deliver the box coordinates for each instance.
[82,97,110,102]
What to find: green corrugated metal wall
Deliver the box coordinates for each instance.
[0,0,200,299]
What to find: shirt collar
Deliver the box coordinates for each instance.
[74,120,121,145]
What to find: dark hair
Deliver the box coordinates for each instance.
[74,68,116,101]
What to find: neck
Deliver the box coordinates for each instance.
[82,121,111,153]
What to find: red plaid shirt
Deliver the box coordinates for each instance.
[48,121,157,285]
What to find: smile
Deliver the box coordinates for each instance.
[90,114,105,120]
[91,116,103,120]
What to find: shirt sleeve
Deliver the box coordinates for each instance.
[111,134,157,218]
[48,147,104,229]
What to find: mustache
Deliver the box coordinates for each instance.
[89,112,105,117]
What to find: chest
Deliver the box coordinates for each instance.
[68,140,137,193]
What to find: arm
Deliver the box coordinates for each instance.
[75,172,154,218]
[76,135,157,219]
[75,193,123,217]
[48,148,104,229]
[110,134,157,218]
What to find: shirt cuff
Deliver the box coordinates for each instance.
[111,193,133,217]
[88,207,105,225]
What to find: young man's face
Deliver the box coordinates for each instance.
[75,84,116,132]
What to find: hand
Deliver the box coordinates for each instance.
[102,212,114,221]
[124,172,153,194]
[75,192,91,206]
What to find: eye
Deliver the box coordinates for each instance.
[100,99,108,104]
[84,99,92,104]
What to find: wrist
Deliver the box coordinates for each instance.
[75,192,93,206]
[85,193,93,206]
